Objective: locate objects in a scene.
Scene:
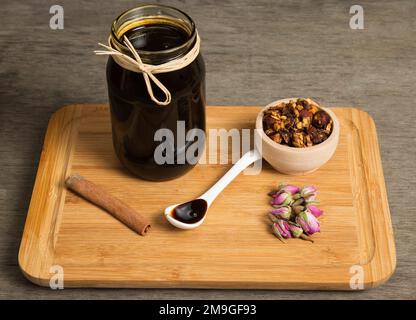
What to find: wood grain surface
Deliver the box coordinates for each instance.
[0,0,415,299]
[18,105,395,289]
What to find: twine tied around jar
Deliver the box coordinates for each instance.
[94,32,201,106]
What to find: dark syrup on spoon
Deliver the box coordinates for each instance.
[171,199,207,224]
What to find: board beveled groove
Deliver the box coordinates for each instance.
[18,105,396,289]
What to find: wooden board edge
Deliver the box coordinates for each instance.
[18,104,82,287]
[56,279,360,290]
[350,108,396,289]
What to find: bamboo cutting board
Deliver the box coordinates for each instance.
[18,105,396,289]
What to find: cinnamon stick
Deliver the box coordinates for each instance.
[65,174,151,236]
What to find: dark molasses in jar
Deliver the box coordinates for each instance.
[106,5,206,181]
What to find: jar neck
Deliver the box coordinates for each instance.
[109,5,196,65]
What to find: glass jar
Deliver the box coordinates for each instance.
[106,5,206,181]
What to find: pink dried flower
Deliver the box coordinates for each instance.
[300,186,317,198]
[271,206,292,220]
[277,184,300,195]
[296,210,320,235]
[271,192,293,206]
[288,224,303,238]
[307,205,323,218]
[268,184,322,243]
[272,220,292,242]
[288,224,314,242]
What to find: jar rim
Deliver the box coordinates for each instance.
[110,4,196,57]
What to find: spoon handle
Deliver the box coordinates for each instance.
[200,150,262,206]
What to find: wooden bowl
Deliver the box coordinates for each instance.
[255,98,340,175]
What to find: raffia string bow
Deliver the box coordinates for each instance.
[94,32,201,106]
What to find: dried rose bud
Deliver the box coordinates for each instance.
[271,206,292,220]
[292,198,304,206]
[272,220,292,241]
[276,184,300,195]
[272,224,285,243]
[305,194,319,204]
[307,205,323,218]
[300,234,314,242]
[288,223,314,242]
[271,192,293,206]
[288,224,303,238]
[300,186,317,198]
[292,193,301,200]
[268,190,278,197]
[268,213,280,223]
[296,210,321,235]
[292,205,305,215]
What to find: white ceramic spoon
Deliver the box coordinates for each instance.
[164,149,262,230]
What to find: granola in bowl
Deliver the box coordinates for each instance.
[263,98,333,148]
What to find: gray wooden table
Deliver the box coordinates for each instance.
[1,0,415,299]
